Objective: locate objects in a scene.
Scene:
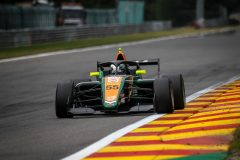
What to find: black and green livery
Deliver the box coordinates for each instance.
[55,59,186,118]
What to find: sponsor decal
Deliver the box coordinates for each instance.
[105,76,122,103]
[105,96,117,102]
[107,77,120,83]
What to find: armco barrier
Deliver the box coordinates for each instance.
[0,21,172,48]
[205,18,228,27]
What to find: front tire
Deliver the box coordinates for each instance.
[55,82,74,118]
[153,78,174,113]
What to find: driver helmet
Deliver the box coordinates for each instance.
[117,64,126,74]
[110,64,117,74]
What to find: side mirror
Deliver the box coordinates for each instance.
[90,72,100,77]
[136,69,146,75]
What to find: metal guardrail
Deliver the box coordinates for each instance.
[205,18,228,27]
[0,21,172,48]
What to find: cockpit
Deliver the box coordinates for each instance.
[98,61,140,76]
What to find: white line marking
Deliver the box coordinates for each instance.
[62,114,163,160]
[62,75,240,160]
[0,28,234,64]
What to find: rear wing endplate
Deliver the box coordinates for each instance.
[134,59,160,78]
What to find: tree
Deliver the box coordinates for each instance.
[0,0,33,4]
[219,0,240,12]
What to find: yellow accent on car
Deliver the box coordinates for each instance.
[136,69,146,75]
[90,72,100,77]
[118,48,122,53]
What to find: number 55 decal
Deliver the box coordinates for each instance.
[106,85,119,90]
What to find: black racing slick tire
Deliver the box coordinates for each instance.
[153,78,174,114]
[55,82,74,118]
[164,74,186,110]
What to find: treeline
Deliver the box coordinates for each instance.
[1,0,239,12]
[145,0,240,26]
[0,0,117,8]
[1,0,239,19]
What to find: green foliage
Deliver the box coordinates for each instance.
[79,0,116,8]
[145,0,196,26]
[145,0,240,26]
[145,0,176,21]
[219,0,240,12]
[227,127,240,159]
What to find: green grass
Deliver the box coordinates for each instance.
[226,127,240,160]
[0,26,237,60]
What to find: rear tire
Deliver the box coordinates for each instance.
[55,82,74,118]
[164,74,186,110]
[153,78,174,113]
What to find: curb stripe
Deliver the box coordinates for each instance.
[179,115,240,125]
[222,93,240,97]
[198,107,240,112]
[216,97,240,102]
[155,117,189,120]
[211,102,240,106]
[138,115,240,128]
[173,110,199,114]
[100,144,227,152]
[140,113,240,128]
[88,150,220,157]
[125,123,240,136]
[140,124,175,128]
[188,111,240,119]
[164,123,240,135]
[186,104,209,108]
[212,100,240,106]
[110,135,230,146]
[190,100,216,103]
[115,128,235,142]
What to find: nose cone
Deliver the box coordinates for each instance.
[103,76,123,109]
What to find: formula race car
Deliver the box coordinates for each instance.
[55,48,185,118]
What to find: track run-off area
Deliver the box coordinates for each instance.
[0,29,240,160]
[66,77,240,160]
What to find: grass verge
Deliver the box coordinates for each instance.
[0,26,237,60]
[226,127,240,160]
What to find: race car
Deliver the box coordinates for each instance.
[55,48,185,118]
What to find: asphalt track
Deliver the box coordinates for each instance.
[0,30,240,160]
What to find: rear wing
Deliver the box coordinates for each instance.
[134,59,160,78]
[97,58,160,78]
